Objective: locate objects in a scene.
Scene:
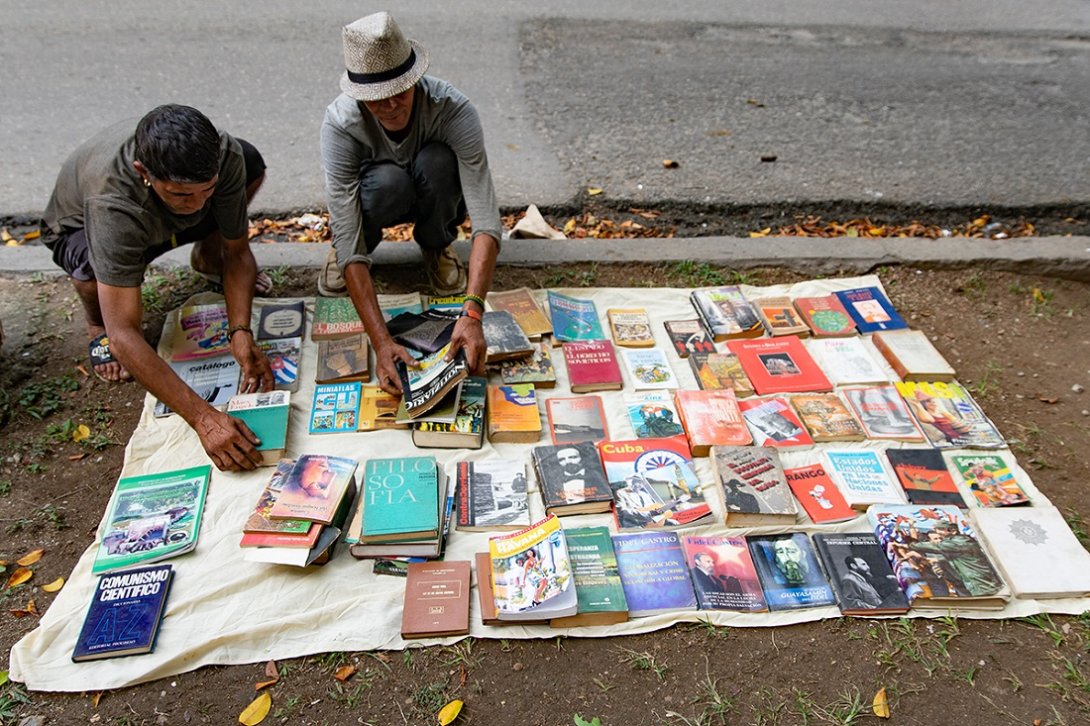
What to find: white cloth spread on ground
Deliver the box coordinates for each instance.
[11,275,1090,692]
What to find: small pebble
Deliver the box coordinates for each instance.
[1073,384,1085,393]
[1082,410,1089,417]
[512,662,524,671]
[1017,371,1025,377]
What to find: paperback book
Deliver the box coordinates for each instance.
[487,384,542,444]
[309,382,361,434]
[532,440,612,516]
[498,341,557,388]
[358,385,409,431]
[710,446,798,526]
[268,454,358,525]
[783,463,857,524]
[793,294,856,337]
[386,309,455,355]
[612,531,697,617]
[258,337,301,392]
[72,564,174,661]
[487,287,552,339]
[545,395,609,445]
[413,376,486,449]
[971,507,1090,599]
[753,296,809,337]
[171,302,230,361]
[823,449,904,509]
[834,287,907,333]
[727,336,831,395]
[361,456,441,542]
[872,329,955,381]
[840,385,926,442]
[397,344,470,419]
[624,390,685,439]
[482,310,534,362]
[673,388,752,456]
[550,526,629,628]
[488,515,577,621]
[607,307,656,347]
[681,535,767,612]
[690,352,755,397]
[562,339,623,393]
[599,435,712,529]
[804,337,891,386]
[689,286,764,341]
[256,300,305,340]
[884,448,964,506]
[315,334,370,384]
[377,292,424,321]
[811,533,910,615]
[949,453,1030,507]
[620,347,678,390]
[747,534,836,611]
[243,460,313,535]
[662,318,715,357]
[789,392,866,442]
[154,355,240,417]
[93,465,210,575]
[455,458,531,531]
[737,396,813,448]
[547,291,605,343]
[312,296,365,340]
[896,380,1004,448]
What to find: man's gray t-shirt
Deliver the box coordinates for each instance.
[42,121,249,287]
[320,75,501,271]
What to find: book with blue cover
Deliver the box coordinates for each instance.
[747,533,836,611]
[72,564,174,661]
[834,287,907,333]
[309,382,361,434]
[547,291,605,343]
[612,531,697,617]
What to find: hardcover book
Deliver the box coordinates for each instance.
[361,456,440,541]
[811,533,910,615]
[550,526,629,628]
[620,347,678,390]
[949,453,1030,507]
[72,564,174,661]
[532,440,612,516]
[607,307,656,347]
[823,450,904,509]
[154,355,240,418]
[747,534,836,611]
[309,382,361,434]
[397,344,470,419]
[794,294,856,337]
[662,318,715,357]
[547,291,605,343]
[884,448,964,506]
[612,531,698,617]
[840,385,926,442]
[243,460,313,535]
[487,383,542,444]
[246,480,356,567]
[268,454,358,525]
[315,334,370,384]
[896,380,1004,448]
[727,336,832,395]
[93,465,211,575]
[868,504,1008,608]
[805,337,891,386]
[681,535,767,612]
[482,310,534,363]
[673,388,752,456]
[599,435,713,530]
[386,309,455,355]
[357,385,409,431]
[259,337,301,392]
[171,302,230,361]
[487,287,553,339]
[834,287,907,333]
[498,341,557,388]
[689,352,755,397]
[455,458,531,532]
[971,507,1090,599]
[401,560,472,639]
[488,515,577,621]
[344,470,449,559]
[545,395,609,445]
[753,296,809,337]
[562,339,623,393]
[413,376,486,449]
[689,286,764,341]
[710,446,798,526]
[239,527,321,550]
[789,392,866,442]
[737,396,814,448]
[872,329,956,381]
[256,300,305,340]
[226,391,291,466]
[624,391,685,439]
[783,463,857,524]
[312,296,365,340]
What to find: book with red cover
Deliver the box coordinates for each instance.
[884,448,965,507]
[794,295,856,337]
[240,524,322,549]
[737,396,815,448]
[783,463,857,524]
[727,336,832,395]
[562,340,623,393]
[673,388,752,456]
[400,560,472,639]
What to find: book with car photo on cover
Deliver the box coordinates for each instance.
[92,465,211,575]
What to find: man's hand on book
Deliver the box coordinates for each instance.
[194,409,262,471]
[230,331,275,394]
[448,317,486,375]
[376,342,418,396]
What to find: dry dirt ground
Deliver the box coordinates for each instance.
[1,258,1089,726]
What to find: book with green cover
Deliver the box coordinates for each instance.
[361,456,440,541]
[226,391,291,465]
[312,297,365,340]
[93,465,211,575]
[550,526,629,628]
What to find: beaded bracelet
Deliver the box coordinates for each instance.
[464,293,485,310]
[228,324,253,340]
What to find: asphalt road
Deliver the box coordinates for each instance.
[2,1,1088,216]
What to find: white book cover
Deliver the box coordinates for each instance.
[620,348,678,390]
[874,330,955,379]
[972,507,1090,598]
[806,337,892,386]
[822,449,905,508]
[154,355,240,417]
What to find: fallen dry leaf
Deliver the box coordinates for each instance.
[746,98,766,107]
[6,567,33,588]
[254,678,278,691]
[586,187,603,196]
[17,549,44,567]
[72,424,91,442]
[10,599,38,617]
[749,228,772,238]
[1038,396,1059,404]
[873,687,890,719]
[41,577,65,593]
[760,154,778,163]
[333,664,356,682]
[90,692,102,708]
[437,699,464,725]
[68,453,89,461]
[21,229,41,242]
[238,691,271,725]
[255,659,279,690]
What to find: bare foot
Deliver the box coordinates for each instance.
[88,326,132,382]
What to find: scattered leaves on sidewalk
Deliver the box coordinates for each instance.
[437,699,464,725]
[17,549,44,566]
[760,213,1036,240]
[255,660,279,690]
[239,691,272,725]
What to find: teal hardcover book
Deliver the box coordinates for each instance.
[226,391,291,465]
[361,456,440,541]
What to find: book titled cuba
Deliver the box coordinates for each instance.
[73,564,174,661]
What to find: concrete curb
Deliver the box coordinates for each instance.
[2,236,1088,281]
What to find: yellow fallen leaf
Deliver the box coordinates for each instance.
[10,599,38,617]
[873,686,890,718]
[749,228,771,238]
[333,664,356,682]
[6,567,32,588]
[0,670,8,687]
[17,549,44,567]
[90,692,102,708]
[22,229,41,242]
[239,691,271,725]
[587,187,603,196]
[42,577,65,593]
[0,228,12,242]
[254,678,278,691]
[437,699,464,725]
[562,218,577,235]
[72,424,91,442]
[1032,287,1046,303]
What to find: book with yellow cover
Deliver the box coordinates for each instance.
[607,308,655,347]
[487,287,553,339]
[488,514,577,621]
[487,384,542,444]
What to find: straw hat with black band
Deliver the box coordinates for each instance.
[340,12,430,102]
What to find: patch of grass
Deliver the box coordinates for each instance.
[265,265,290,288]
[2,375,80,423]
[968,360,1003,400]
[38,504,68,530]
[441,640,482,670]
[5,518,32,535]
[411,682,449,714]
[313,651,349,672]
[327,681,369,709]
[592,677,614,692]
[871,617,959,677]
[0,480,10,497]
[1065,509,1090,550]
[573,715,602,726]
[617,647,669,682]
[750,688,788,726]
[670,261,726,287]
[272,695,302,720]
[1021,613,1066,647]
[690,667,735,724]
[544,270,573,287]
[957,272,988,298]
[0,679,33,725]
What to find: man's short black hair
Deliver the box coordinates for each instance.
[135,104,221,183]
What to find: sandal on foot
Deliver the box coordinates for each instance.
[88,333,128,383]
[193,269,274,296]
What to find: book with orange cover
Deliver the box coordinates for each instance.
[487,287,552,339]
[790,393,866,442]
[673,388,752,456]
[794,295,856,337]
[753,296,809,337]
[727,336,831,395]
[487,384,542,444]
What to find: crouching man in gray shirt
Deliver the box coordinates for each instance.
[319,12,501,394]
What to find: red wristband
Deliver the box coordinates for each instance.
[459,308,483,322]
